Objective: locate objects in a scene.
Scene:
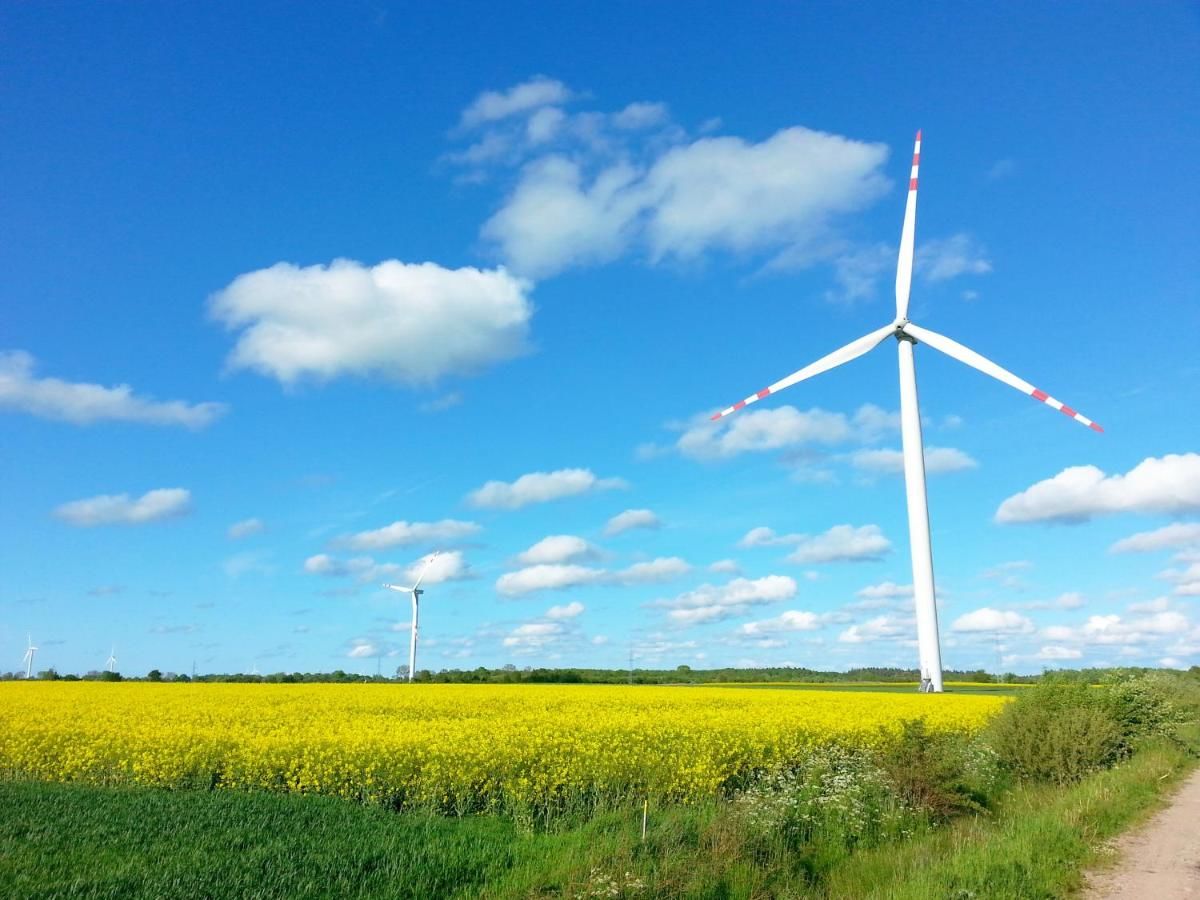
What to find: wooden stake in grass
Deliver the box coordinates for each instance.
[641,799,648,841]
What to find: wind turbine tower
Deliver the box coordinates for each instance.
[107,645,118,674]
[711,132,1101,692]
[384,552,440,683]
[22,635,38,679]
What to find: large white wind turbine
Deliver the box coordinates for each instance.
[384,551,441,683]
[22,635,38,680]
[107,645,118,674]
[711,132,1101,693]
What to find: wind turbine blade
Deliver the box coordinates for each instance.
[383,583,413,593]
[411,552,440,591]
[895,130,921,321]
[711,324,896,420]
[903,323,1102,432]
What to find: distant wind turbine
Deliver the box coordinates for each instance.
[22,635,38,679]
[107,645,118,674]
[710,132,1101,693]
[384,551,441,683]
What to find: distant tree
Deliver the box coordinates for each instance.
[147,669,163,682]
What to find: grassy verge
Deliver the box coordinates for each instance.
[1,737,1194,898]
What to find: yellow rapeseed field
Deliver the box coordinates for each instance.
[0,683,1006,815]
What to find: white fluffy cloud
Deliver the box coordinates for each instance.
[54,488,191,527]
[503,621,567,650]
[838,615,912,644]
[915,234,992,282]
[651,575,797,625]
[517,535,597,565]
[740,524,891,564]
[1037,608,1195,647]
[496,556,690,596]
[996,454,1200,524]
[402,551,471,586]
[604,508,662,536]
[857,581,913,600]
[545,601,585,620]
[468,468,627,509]
[786,525,891,564]
[339,519,481,551]
[1037,645,1082,660]
[1110,522,1200,554]
[0,350,226,428]
[678,406,852,460]
[736,610,822,636]
[496,564,604,597]
[209,259,533,386]
[951,608,1035,634]
[850,446,978,475]
[709,559,741,574]
[619,557,691,583]
[347,639,381,659]
[481,125,890,279]
[227,518,265,540]
[459,77,573,128]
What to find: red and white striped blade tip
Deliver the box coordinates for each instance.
[711,388,773,420]
[1029,388,1103,432]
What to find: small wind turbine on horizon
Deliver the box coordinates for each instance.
[710,131,1101,693]
[106,645,118,673]
[22,634,38,679]
[384,551,441,683]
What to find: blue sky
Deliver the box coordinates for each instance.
[3,2,1199,677]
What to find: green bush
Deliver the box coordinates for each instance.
[986,678,1124,783]
[875,720,1004,821]
[1098,672,1185,753]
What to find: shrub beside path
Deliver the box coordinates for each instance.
[1086,767,1200,899]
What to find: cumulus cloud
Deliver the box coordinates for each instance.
[604,508,662,536]
[338,519,481,551]
[1110,522,1200,554]
[503,621,567,650]
[517,535,597,565]
[915,234,992,282]
[951,607,1035,634]
[709,559,741,574]
[786,525,891,564]
[459,77,572,129]
[996,454,1200,524]
[1038,645,1082,660]
[401,551,471,586]
[1038,609,1194,647]
[618,557,691,583]
[209,259,533,386]
[650,575,796,625]
[838,615,912,643]
[678,406,852,460]
[496,556,689,596]
[857,581,914,600]
[468,468,627,509]
[546,601,585,620]
[227,517,265,540]
[54,488,191,527]
[496,564,604,597]
[347,639,381,659]
[740,524,890,564]
[736,610,823,636]
[481,126,890,279]
[0,350,227,429]
[850,446,978,475]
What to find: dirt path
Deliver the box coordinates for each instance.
[1086,768,1200,898]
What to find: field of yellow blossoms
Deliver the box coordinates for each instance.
[0,683,1006,816]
